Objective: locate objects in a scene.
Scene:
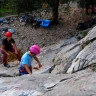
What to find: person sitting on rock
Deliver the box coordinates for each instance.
[1,31,21,67]
[18,45,42,76]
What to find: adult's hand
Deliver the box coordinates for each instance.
[15,50,18,54]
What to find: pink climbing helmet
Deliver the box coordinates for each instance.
[30,45,40,55]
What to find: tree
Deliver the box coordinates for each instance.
[46,0,76,24]
[16,0,33,14]
[46,0,59,24]
[16,0,60,23]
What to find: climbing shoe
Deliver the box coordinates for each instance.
[4,64,10,68]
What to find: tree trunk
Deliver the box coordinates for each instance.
[51,0,59,24]
[85,7,89,15]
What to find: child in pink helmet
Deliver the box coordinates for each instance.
[18,45,42,76]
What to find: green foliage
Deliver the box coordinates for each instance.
[75,58,79,62]
[0,8,12,14]
[16,0,43,14]
[89,64,96,72]
[77,30,88,40]
[82,30,88,37]
[52,58,55,62]
[0,0,17,16]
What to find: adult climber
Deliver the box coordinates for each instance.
[1,31,21,67]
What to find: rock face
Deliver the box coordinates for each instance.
[0,26,96,96]
[50,26,96,74]
[67,26,96,73]
[0,70,96,96]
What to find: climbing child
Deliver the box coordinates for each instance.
[18,45,42,76]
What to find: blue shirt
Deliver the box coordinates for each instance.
[20,52,34,67]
